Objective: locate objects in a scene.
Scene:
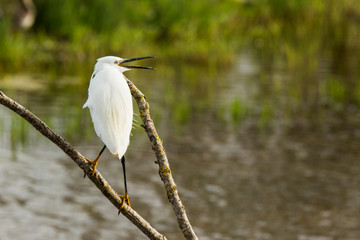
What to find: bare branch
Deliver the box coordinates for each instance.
[126,79,198,240]
[0,91,167,240]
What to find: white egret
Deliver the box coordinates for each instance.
[83,55,154,208]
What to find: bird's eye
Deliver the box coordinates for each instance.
[114,60,118,64]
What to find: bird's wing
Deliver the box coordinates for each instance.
[85,68,133,157]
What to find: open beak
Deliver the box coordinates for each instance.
[120,56,155,70]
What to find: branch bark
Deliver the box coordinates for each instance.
[0,91,167,240]
[126,79,198,240]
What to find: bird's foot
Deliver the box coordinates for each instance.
[83,157,99,178]
[118,193,131,214]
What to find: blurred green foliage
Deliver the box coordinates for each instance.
[0,0,358,70]
[1,0,360,132]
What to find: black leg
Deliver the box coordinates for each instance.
[118,156,131,213]
[121,155,128,195]
[84,145,106,177]
[98,145,106,156]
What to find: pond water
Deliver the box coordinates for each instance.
[0,48,360,240]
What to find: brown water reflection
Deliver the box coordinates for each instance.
[0,49,360,239]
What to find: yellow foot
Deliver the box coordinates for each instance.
[118,194,131,214]
[83,157,99,178]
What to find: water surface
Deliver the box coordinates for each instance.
[0,49,360,240]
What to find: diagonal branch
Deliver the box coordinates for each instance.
[0,91,167,240]
[126,79,198,240]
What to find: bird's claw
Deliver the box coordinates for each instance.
[118,193,131,215]
[83,157,98,178]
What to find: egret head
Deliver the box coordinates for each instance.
[96,56,154,73]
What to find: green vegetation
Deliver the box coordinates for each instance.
[1,0,244,71]
[0,1,358,70]
[1,0,360,131]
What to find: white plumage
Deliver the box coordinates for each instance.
[83,55,153,208]
[83,56,133,159]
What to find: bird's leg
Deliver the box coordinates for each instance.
[118,155,130,213]
[84,145,106,177]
